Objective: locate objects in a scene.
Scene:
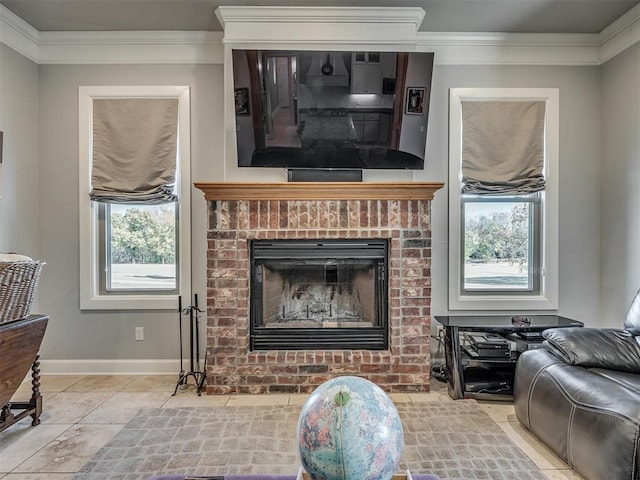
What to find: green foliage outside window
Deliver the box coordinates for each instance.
[110,206,176,264]
[464,203,529,268]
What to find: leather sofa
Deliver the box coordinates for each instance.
[514,291,640,480]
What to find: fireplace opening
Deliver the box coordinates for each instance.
[250,239,388,350]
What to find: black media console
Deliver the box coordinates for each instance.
[434,315,583,401]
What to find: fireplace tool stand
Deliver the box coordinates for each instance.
[173,294,207,396]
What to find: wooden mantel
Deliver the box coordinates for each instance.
[194,182,444,201]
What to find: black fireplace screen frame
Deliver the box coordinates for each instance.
[249,239,389,350]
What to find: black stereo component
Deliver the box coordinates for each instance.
[517,331,543,340]
[463,366,511,394]
[464,332,511,358]
[506,332,545,352]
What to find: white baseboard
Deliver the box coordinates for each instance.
[39,359,204,375]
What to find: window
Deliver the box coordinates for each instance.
[99,203,177,292]
[79,86,191,310]
[449,88,558,311]
[462,194,540,293]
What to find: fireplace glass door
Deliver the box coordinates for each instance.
[250,239,388,350]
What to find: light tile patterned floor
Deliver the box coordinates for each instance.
[0,374,582,480]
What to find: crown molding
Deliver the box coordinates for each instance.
[216,6,425,47]
[0,4,39,62]
[1,5,639,66]
[215,6,426,31]
[598,2,640,63]
[37,30,224,64]
[417,32,601,65]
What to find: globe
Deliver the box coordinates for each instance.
[296,376,404,480]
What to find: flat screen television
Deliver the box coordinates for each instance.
[232,49,434,179]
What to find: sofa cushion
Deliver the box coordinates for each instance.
[624,289,640,334]
[514,348,640,480]
[542,327,640,373]
[590,368,640,395]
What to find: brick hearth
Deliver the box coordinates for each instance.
[196,182,443,394]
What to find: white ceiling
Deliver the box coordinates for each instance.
[0,0,638,34]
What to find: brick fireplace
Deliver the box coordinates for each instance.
[195,182,443,394]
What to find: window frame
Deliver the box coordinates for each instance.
[79,86,191,310]
[448,88,559,311]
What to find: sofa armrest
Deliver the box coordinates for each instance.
[542,327,640,373]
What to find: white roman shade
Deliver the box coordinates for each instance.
[89,98,179,204]
[461,101,545,195]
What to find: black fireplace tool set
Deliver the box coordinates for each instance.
[172,294,207,396]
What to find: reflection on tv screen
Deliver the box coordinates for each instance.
[232,50,434,171]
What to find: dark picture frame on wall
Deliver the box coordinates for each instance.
[405,87,426,115]
[234,88,250,115]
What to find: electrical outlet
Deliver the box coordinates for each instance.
[436,324,444,337]
[135,326,144,341]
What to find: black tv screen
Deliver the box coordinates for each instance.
[232,50,434,172]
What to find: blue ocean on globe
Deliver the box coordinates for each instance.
[296,376,404,480]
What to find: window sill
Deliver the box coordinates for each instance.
[448,293,558,312]
[80,293,180,311]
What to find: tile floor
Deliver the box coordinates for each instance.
[0,373,583,480]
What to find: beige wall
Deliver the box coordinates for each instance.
[0,51,605,364]
[601,43,640,326]
[36,64,223,360]
[422,64,602,326]
[0,45,39,257]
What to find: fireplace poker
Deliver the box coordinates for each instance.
[173,296,188,396]
[194,294,206,395]
[178,295,184,380]
[189,299,194,374]
[194,293,200,368]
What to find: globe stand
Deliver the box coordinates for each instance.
[296,468,414,480]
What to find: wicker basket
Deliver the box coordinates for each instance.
[0,260,45,323]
